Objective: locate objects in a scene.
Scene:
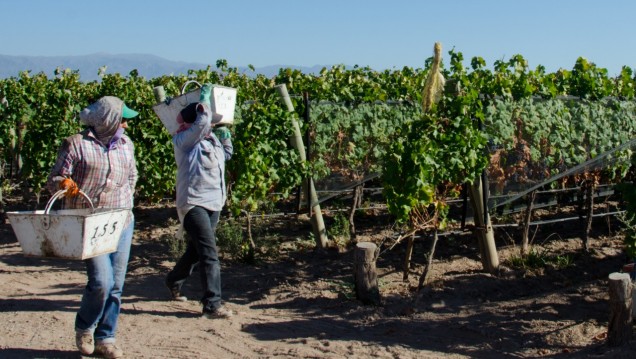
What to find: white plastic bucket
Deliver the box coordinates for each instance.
[6,190,130,260]
[152,81,237,135]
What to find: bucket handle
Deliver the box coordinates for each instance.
[44,189,94,215]
[42,190,94,229]
[180,80,202,95]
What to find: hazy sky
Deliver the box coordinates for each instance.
[1,0,635,75]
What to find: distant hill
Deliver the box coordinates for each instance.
[0,53,327,81]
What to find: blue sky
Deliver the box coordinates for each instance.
[1,0,635,76]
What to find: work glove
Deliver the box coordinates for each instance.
[214,126,231,141]
[196,84,213,113]
[199,84,212,105]
[59,177,80,197]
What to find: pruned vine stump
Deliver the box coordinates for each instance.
[354,242,381,306]
[607,272,633,346]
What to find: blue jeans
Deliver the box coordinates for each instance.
[75,218,134,343]
[166,206,222,311]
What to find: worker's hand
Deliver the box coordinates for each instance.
[214,126,231,141]
[59,178,80,197]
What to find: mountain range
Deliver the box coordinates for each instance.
[0,53,328,81]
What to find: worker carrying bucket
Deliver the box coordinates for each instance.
[6,96,139,358]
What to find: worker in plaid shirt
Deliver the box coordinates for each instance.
[46,96,138,359]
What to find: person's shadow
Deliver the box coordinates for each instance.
[0,348,79,358]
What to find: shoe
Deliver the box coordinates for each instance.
[203,305,233,319]
[75,330,94,355]
[165,279,187,302]
[169,287,187,302]
[94,341,123,359]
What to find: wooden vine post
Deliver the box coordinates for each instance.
[607,272,633,346]
[354,242,381,305]
[275,84,329,249]
[468,175,499,273]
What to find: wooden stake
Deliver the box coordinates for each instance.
[607,272,633,346]
[354,242,381,305]
[468,176,499,273]
[274,84,328,249]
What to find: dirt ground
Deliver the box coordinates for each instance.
[2,199,636,358]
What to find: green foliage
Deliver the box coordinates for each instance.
[382,48,489,227]
[160,218,187,260]
[325,279,356,300]
[508,248,574,270]
[330,211,350,237]
[216,218,250,261]
[310,102,418,181]
[2,52,636,235]
[0,69,93,194]
[483,98,636,194]
[227,98,306,215]
[329,212,351,247]
[569,57,614,100]
[616,179,636,259]
[382,111,487,225]
[617,211,636,260]
[616,66,636,99]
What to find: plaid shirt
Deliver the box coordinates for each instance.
[47,128,137,222]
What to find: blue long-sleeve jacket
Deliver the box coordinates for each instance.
[172,109,232,218]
